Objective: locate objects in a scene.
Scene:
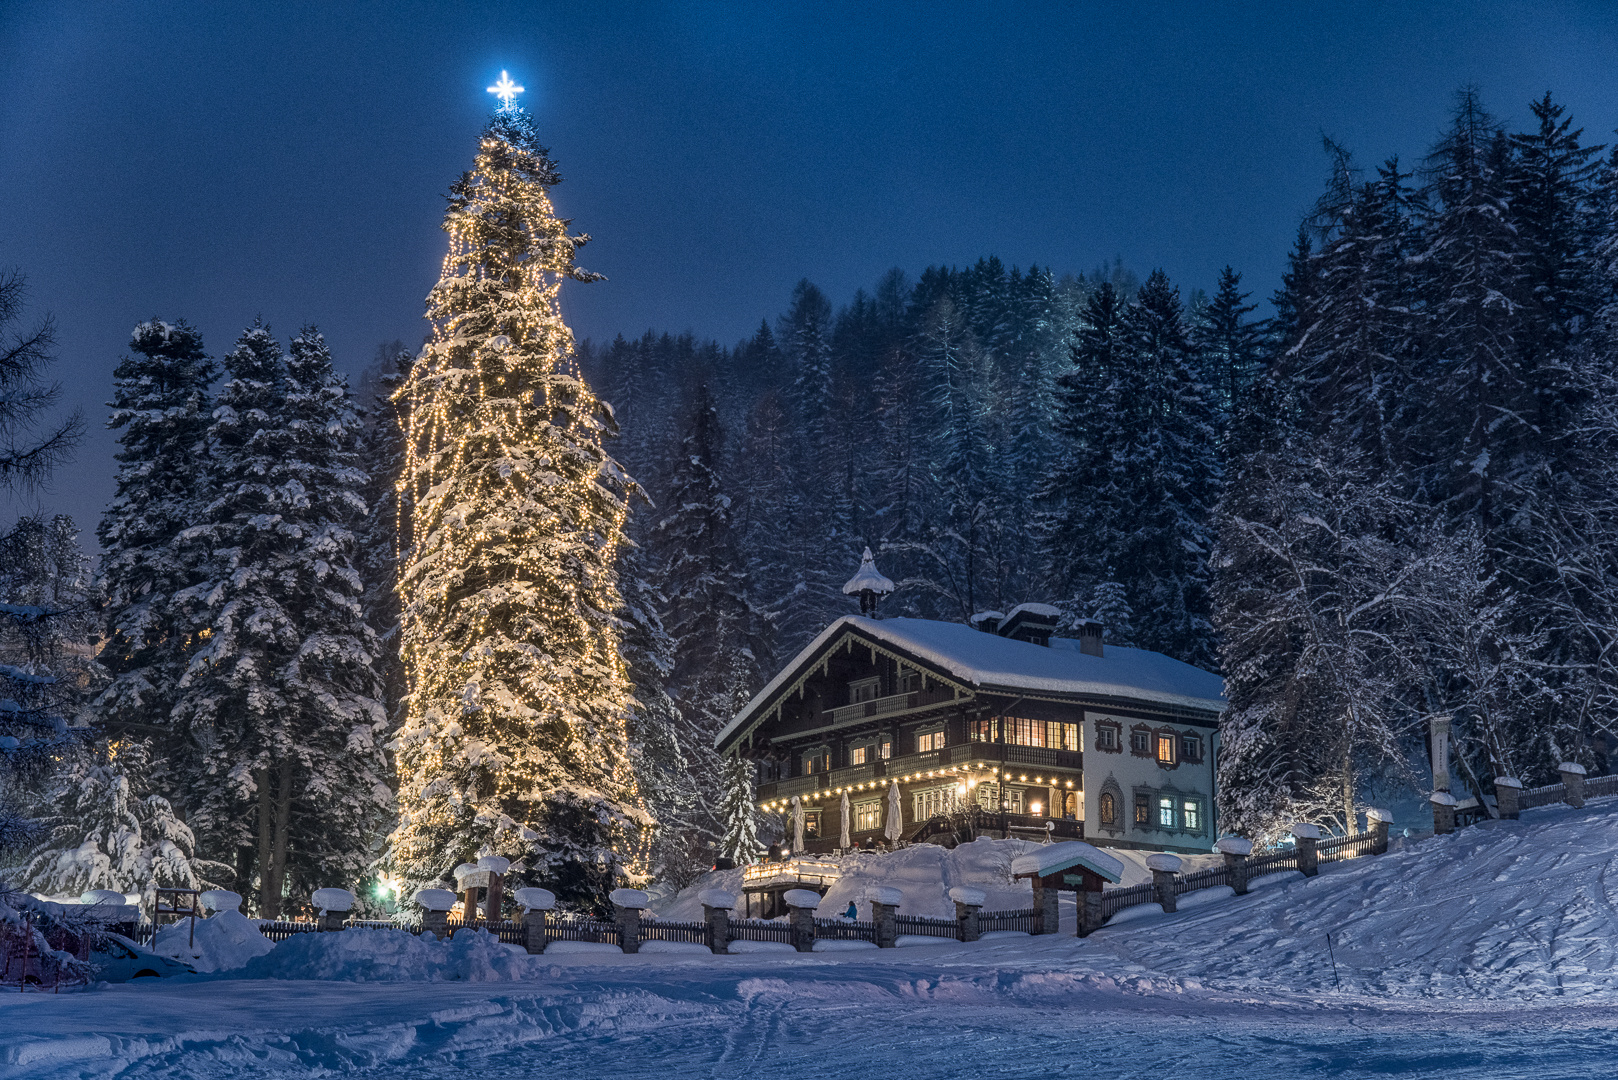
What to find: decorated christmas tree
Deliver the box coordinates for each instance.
[386,94,649,906]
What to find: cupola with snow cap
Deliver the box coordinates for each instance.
[842,547,895,615]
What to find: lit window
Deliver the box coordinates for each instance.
[1134,794,1150,824]
[855,800,881,830]
[852,746,867,765]
[1100,792,1116,825]
[1183,800,1200,831]
[1158,797,1175,828]
[880,740,891,759]
[917,731,944,752]
[1157,734,1175,764]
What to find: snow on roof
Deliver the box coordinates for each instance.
[841,548,895,596]
[1010,841,1123,883]
[717,615,1225,748]
[1004,602,1061,620]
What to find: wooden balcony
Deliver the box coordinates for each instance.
[823,686,961,726]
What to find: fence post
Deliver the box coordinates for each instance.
[610,889,648,954]
[514,888,555,955]
[1429,792,1457,834]
[414,888,455,939]
[1493,778,1522,821]
[1292,824,1320,876]
[1364,808,1392,854]
[867,887,902,948]
[1216,836,1252,894]
[698,888,736,955]
[477,856,509,925]
[1559,762,1587,809]
[948,886,984,942]
[784,889,821,952]
[312,888,355,931]
[1030,880,1061,935]
[1146,853,1181,912]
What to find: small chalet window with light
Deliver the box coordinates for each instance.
[803,749,829,774]
[855,800,881,830]
[1158,796,1176,828]
[1134,793,1150,824]
[852,746,868,765]
[1100,792,1117,825]
[1183,800,1201,831]
[917,730,945,753]
[880,740,892,759]
[1180,734,1202,762]
[1156,733,1176,765]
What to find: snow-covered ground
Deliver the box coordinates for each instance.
[7,804,1618,1078]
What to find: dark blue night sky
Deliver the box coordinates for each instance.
[2,0,1617,534]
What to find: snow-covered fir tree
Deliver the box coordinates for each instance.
[93,319,215,796]
[717,754,761,865]
[356,343,415,735]
[172,324,388,916]
[18,738,227,896]
[387,104,649,908]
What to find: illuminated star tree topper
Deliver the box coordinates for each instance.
[486,70,524,112]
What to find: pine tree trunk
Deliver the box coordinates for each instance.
[256,768,275,916]
[270,763,293,917]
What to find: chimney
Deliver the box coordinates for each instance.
[841,548,896,616]
[969,610,1005,635]
[1075,619,1104,658]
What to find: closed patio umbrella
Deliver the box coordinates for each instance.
[840,791,851,849]
[791,795,805,852]
[884,780,904,844]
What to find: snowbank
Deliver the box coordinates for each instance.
[152,910,273,973]
[237,927,542,982]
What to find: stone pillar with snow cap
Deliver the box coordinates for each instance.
[476,856,510,924]
[866,886,903,948]
[783,889,821,952]
[1493,777,1523,820]
[452,862,480,923]
[1291,824,1321,876]
[414,888,457,939]
[949,886,985,942]
[610,888,648,954]
[1429,791,1457,835]
[1010,841,1124,938]
[1364,808,1393,853]
[698,888,736,954]
[1215,837,1252,895]
[1559,762,1587,809]
[1146,853,1182,913]
[312,888,355,931]
[514,888,555,954]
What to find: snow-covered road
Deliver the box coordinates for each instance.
[9,803,1618,1079]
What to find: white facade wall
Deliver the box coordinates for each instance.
[1082,710,1219,853]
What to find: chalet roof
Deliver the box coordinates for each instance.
[717,615,1226,749]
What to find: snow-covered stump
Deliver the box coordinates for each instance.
[1292,824,1321,876]
[866,887,902,948]
[514,888,555,955]
[1032,880,1060,934]
[1147,853,1181,913]
[1365,808,1393,852]
[1216,836,1252,895]
[312,889,355,931]
[611,889,648,954]
[414,888,456,939]
[1559,762,1587,809]
[698,888,736,954]
[784,889,821,952]
[1430,792,1458,834]
[1494,778,1523,820]
[949,886,985,942]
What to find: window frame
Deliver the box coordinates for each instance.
[1133,793,1150,825]
[1179,733,1203,763]
[1182,799,1202,832]
[1157,796,1176,828]
[917,729,945,753]
[1099,791,1117,825]
[1156,732,1177,765]
[851,745,868,766]
[1094,721,1122,753]
[1130,726,1152,756]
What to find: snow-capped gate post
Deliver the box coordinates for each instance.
[611,889,649,954]
[949,886,985,942]
[1493,777,1523,820]
[1429,792,1457,835]
[1011,842,1123,938]
[1365,809,1392,853]
[866,887,902,948]
[699,888,736,954]
[1292,824,1321,876]
[414,888,455,939]
[1216,836,1252,894]
[514,888,555,954]
[1559,762,1587,809]
[477,857,509,924]
[784,889,821,952]
[312,889,355,931]
[1146,854,1181,913]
